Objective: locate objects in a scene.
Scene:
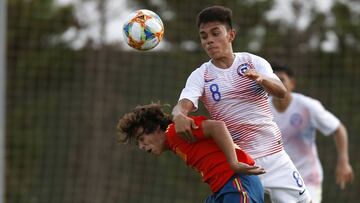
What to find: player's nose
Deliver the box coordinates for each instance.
[138,142,146,150]
[206,38,214,45]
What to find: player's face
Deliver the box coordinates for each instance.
[136,128,166,156]
[275,71,295,92]
[199,21,235,59]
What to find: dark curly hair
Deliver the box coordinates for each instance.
[197,5,233,29]
[117,103,172,144]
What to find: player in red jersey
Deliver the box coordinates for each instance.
[117,103,265,203]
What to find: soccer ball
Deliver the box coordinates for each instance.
[122,9,164,50]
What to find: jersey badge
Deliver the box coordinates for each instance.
[290,113,303,127]
[237,63,251,76]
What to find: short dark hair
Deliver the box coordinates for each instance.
[197,5,233,29]
[117,103,172,144]
[271,62,294,78]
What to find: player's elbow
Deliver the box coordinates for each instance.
[204,120,226,136]
[213,120,226,127]
[273,86,287,98]
[211,120,227,132]
[278,87,287,98]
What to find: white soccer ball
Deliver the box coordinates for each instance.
[122,9,164,50]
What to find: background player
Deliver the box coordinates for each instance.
[172,5,311,203]
[269,63,354,203]
[117,103,265,203]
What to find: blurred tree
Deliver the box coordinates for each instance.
[6,0,359,202]
[131,0,359,54]
[7,0,79,202]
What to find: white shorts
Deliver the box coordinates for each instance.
[307,184,322,203]
[255,150,312,203]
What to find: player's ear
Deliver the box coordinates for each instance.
[155,125,161,133]
[290,78,296,91]
[155,125,166,136]
[228,28,236,42]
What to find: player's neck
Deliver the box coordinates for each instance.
[272,93,292,112]
[162,131,171,151]
[211,53,235,69]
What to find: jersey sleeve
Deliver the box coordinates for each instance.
[251,54,280,80]
[190,116,208,140]
[178,66,205,110]
[307,97,340,136]
[167,116,208,142]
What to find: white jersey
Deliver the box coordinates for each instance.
[269,93,340,187]
[179,52,283,159]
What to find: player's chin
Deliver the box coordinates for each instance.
[205,50,216,58]
[205,49,217,58]
[209,52,224,60]
[152,150,163,156]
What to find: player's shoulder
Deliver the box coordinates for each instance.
[189,115,208,123]
[166,122,176,136]
[234,52,271,72]
[188,63,208,78]
[234,52,267,62]
[197,61,212,72]
[293,92,318,102]
[292,92,322,108]
[234,52,259,58]
[168,116,207,131]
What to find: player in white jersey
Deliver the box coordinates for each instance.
[172,6,311,203]
[269,63,354,203]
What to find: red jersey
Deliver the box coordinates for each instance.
[165,116,255,192]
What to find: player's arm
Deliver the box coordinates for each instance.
[202,120,265,175]
[244,69,286,98]
[172,99,198,142]
[173,67,205,142]
[333,123,354,189]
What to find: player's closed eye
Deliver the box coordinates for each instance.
[135,134,144,146]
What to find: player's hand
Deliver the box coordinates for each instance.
[244,69,263,84]
[173,113,198,142]
[230,162,266,175]
[336,160,354,190]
